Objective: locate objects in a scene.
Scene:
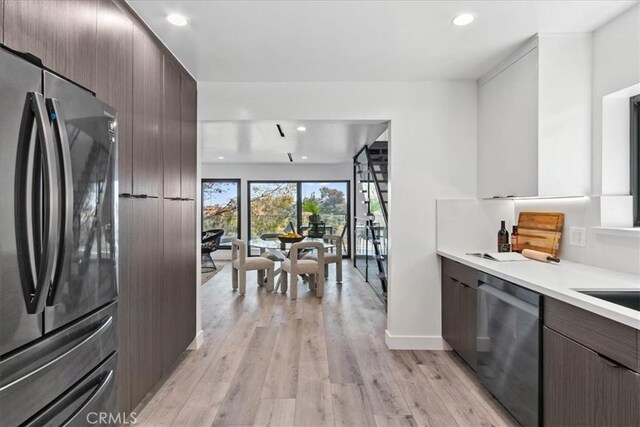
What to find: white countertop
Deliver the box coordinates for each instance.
[437,249,640,330]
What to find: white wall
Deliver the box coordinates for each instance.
[201,161,352,259]
[198,81,478,349]
[592,4,640,195]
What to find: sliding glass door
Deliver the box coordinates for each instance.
[248,181,350,256]
[202,179,241,248]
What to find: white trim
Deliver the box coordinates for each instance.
[384,330,450,350]
[188,330,204,350]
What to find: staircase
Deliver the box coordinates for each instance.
[367,141,388,220]
[353,141,388,304]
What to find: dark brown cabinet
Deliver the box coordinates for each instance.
[162,199,183,371]
[544,327,599,426]
[441,259,477,370]
[96,0,133,195]
[544,325,640,427]
[162,199,196,374]
[1,1,4,44]
[4,0,98,91]
[599,357,640,426]
[163,58,182,199]
[129,197,163,407]
[132,25,163,197]
[458,284,477,369]
[180,74,197,200]
[441,275,459,351]
[180,200,197,350]
[116,197,132,413]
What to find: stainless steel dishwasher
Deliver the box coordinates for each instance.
[476,272,542,427]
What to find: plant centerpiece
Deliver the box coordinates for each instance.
[302,198,321,224]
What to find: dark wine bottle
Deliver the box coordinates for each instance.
[497,220,510,252]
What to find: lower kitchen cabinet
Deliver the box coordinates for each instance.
[129,197,163,407]
[161,199,196,374]
[544,326,640,427]
[458,284,477,369]
[441,275,460,351]
[117,197,132,413]
[543,327,599,426]
[599,356,640,426]
[179,200,197,352]
[441,263,477,370]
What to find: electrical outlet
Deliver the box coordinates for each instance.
[569,227,586,247]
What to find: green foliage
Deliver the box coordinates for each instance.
[301,198,321,215]
[250,183,297,238]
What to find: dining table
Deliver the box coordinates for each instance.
[248,237,335,291]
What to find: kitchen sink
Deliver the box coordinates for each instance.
[578,290,640,311]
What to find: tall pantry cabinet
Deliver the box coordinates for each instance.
[1,0,199,415]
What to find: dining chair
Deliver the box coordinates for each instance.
[280,241,325,299]
[303,234,342,283]
[231,239,275,295]
[201,229,224,272]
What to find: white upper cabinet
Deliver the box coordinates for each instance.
[477,35,592,199]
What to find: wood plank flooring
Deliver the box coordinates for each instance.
[135,262,517,426]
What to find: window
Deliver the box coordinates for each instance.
[632,95,640,226]
[202,179,241,248]
[248,181,351,256]
[301,182,349,246]
[248,182,298,240]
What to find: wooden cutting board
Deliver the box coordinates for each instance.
[517,211,564,257]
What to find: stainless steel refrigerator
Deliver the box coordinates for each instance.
[0,46,118,425]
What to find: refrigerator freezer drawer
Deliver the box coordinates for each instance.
[24,353,117,427]
[0,302,117,426]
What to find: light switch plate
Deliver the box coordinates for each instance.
[569,227,586,247]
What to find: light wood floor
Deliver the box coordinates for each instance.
[135,262,517,427]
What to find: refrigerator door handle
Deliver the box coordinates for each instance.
[61,369,115,427]
[46,98,73,305]
[14,92,60,314]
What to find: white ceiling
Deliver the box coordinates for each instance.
[200,120,388,164]
[128,0,636,82]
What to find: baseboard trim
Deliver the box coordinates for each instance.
[385,330,450,350]
[188,329,204,350]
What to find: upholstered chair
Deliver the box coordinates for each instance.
[280,241,325,299]
[231,239,275,295]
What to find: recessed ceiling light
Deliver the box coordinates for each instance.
[167,14,188,26]
[452,13,475,26]
[301,156,308,160]
[297,126,307,132]
[217,156,224,160]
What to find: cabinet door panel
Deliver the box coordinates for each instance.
[129,198,162,406]
[116,197,132,413]
[162,199,182,372]
[598,360,640,427]
[163,58,182,199]
[4,1,97,91]
[478,48,538,198]
[179,200,196,351]
[459,285,477,370]
[543,327,599,427]
[1,0,4,44]
[4,1,57,65]
[132,26,163,197]
[180,74,197,200]
[96,0,133,195]
[441,275,459,351]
